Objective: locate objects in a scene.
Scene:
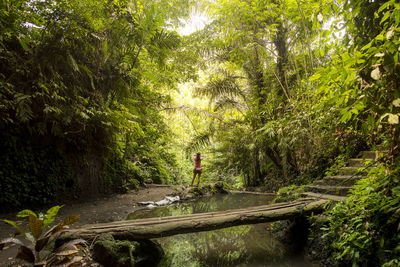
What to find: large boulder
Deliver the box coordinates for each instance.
[183,182,229,199]
[92,234,164,267]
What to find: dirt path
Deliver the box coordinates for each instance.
[0,185,176,265]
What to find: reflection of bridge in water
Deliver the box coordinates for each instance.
[60,198,327,241]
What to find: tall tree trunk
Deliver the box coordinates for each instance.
[252,146,262,186]
[274,21,289,98]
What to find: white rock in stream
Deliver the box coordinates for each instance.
[165,196,180,203]
[137,201,155,206]
[138,196,180,207]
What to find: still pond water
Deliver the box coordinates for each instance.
[127,193,314,267]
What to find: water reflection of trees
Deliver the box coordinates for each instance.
[189,224,286,266]
[128,194,288,266]
[127,193,273,220]
[191,226,249,266]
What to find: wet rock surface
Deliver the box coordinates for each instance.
[92,234,164,267]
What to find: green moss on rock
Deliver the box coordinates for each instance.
[188,182,228,197]
[93,239,138,267]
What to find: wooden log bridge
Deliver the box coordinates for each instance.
[60,198,327,241]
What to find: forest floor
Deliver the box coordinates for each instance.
[0,184,176,265]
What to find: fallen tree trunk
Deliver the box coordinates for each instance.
[58,199,328,241]
[86,198,314,229]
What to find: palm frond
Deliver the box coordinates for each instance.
[195,69,245,102]
[185,131,212,154]
[151,30,180,50]
[214,97,241,112]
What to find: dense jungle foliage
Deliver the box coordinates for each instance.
[0,0,197,209]
[1,0,400,265]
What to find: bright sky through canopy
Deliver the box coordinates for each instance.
[178,9,209,35]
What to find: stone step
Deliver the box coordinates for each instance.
[360,151,376,160]
[338,166,370,175]
[315,175,362,186]
[302,192,347,201]
[305,185,353,196]
[347,158,372,167]
[359,150,387,160]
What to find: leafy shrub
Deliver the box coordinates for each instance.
[0,205,85,266]
[324,154,349,177]
[0,138,74,211]
[273,185,305,203]
[103,153,143,193]
[322,165,400,266]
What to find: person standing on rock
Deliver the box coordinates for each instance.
[191,152,204,186]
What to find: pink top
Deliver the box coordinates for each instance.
[195,160,202,169]
[193,154,204,169]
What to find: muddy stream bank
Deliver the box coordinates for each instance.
[0,185,323,266]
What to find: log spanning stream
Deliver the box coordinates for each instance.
[127,193,320,266]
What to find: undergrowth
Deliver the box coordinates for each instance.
[321,164,400,266]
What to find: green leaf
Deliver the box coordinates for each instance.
[1,219,26,237]
[68,54,80,72]
[378,1,394,13]
[17,209,37,218]
[361,41,372,51]
[43,205,63,228]
[310,73,321,81]
[392,186,400,197]
[376,34,385,41]
[380,11,391,25]
[38,82,49,94]
[18,38,29,51]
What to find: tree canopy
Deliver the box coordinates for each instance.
[1,0,400,265]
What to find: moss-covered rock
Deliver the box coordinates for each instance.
[93,239,138,267]
[186,182,228,198]
[273,185,305,203]
[213,181,229,194]
[92,234,164,267]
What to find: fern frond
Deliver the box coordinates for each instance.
[195,69,245,102]
[185,131,212,154]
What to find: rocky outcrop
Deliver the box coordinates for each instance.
[92,234,164,267]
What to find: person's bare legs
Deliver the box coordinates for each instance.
[191,172,196,186]
[196,173,201,186]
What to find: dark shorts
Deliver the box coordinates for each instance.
[193,168,202,174]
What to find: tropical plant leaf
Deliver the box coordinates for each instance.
[68,54,80,72]
[29,215,44,240]
[43,224,67,238]
[59,239,87,249]
[17,209,37,218]
[16,245,35,263]
[56,249,79,256]
[44,215,79,237]
[65,256,83,267]
[60,215,80,227]
[1,219,26,237]
[43,205,64,228]
[25,233,35,243]
[35,236,50,252]
[18,37,29,51]
[0,237,25,249]
[34,260,47,266]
